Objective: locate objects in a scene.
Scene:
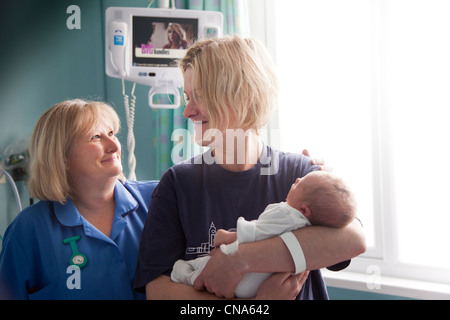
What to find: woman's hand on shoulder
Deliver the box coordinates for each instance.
[302,149,332,172]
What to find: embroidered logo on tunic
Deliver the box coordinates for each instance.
[185,222,216,256]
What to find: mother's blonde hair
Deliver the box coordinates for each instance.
[28,99,123,204]
[179,35,279,132]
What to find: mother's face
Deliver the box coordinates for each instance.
[182,67,238,146]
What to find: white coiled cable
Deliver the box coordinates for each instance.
[0,169,22,242]
[0,169,22,213]
[122,77,137,180]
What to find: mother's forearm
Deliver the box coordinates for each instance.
[238,236,296,273]
[239,218,366,273]
[294,218,366,270]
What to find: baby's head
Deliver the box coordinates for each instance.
[286,171,356,228]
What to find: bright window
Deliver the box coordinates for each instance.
[274,0,375,250]
[270,0,450,286]
[387,0,450,270]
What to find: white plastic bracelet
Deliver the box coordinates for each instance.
[279,231,306,274]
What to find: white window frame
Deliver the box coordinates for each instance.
[248,0,450,299]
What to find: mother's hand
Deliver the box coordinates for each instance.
[193,248,246,299]
[302,149,332,172]
[255,271,309,300]
[193,246,310,299]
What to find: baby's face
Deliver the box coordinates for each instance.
[286,171,327,209]
[286,177,306,209]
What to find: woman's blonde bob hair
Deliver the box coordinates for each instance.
[179,35,279,132]
[28,99,123,204]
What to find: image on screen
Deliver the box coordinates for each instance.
[132,16,199,68]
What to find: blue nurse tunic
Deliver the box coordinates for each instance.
[0,179,158,300]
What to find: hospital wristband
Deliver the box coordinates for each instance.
[279,231,306,274]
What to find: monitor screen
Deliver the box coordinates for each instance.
[132,16,199,68]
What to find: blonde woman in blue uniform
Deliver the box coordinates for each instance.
[0,99,157,299]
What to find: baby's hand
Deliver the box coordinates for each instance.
[213,229,237,247]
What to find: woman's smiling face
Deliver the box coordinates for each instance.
[65,120,122,183]
[182,67,238,146]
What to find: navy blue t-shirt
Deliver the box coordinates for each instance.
[135,145,343,299]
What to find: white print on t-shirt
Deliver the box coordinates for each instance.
[185,222,217,256]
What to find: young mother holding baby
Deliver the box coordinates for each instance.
[134,35,366,300]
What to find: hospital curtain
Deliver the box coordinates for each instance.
[151,0,249,178]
